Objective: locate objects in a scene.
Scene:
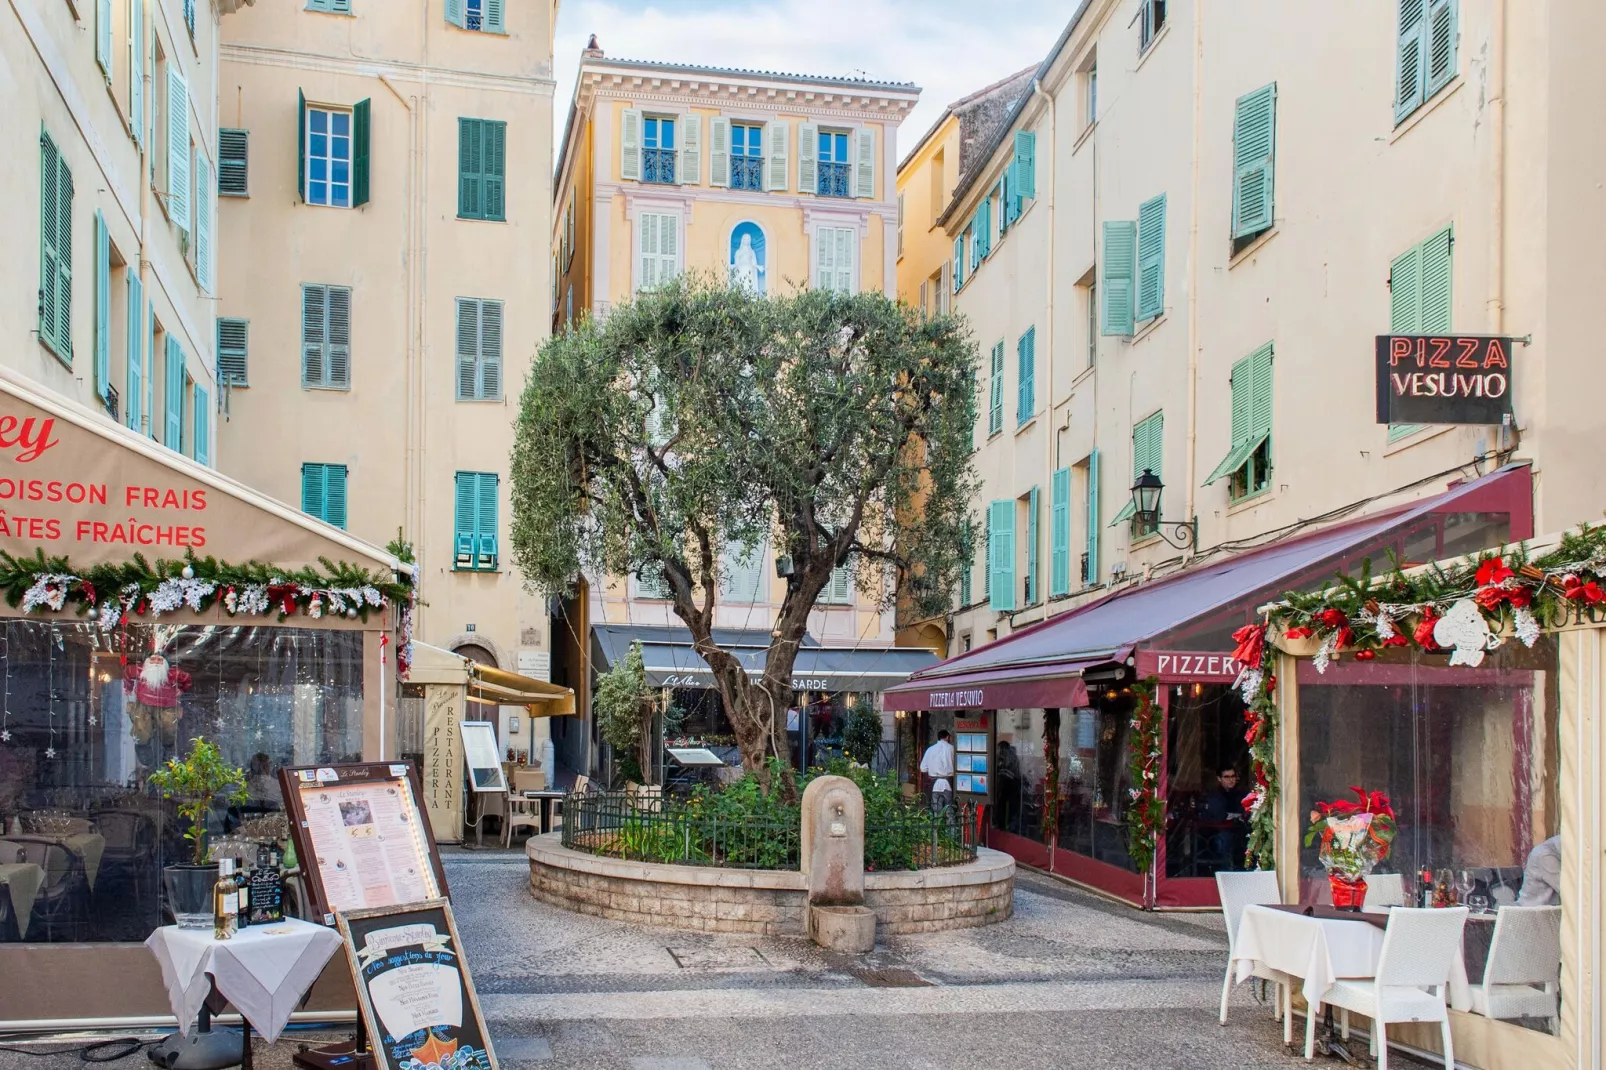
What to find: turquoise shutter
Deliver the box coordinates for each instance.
[297,90,307,202]
[484,120,506,221]
[164,336,184,446]
[301,464,325,519]
[477,473,498,567]
[458,118,482,219]
[1425,0,1457,96]
[1085,449,1100,583]
[126,275,143,431]
[446,0,465,27]
[1206,344,1274,486]
[1136,194,1166,321]
[129,0,143,148]
[1025,487,1039,605]
[1101,220,1135,335]
[982,337,995,430]
[1395,0,1428,122]
[1050,467,1071,597]
[94,211,110,401]
[1250,343,1274,438]
[326,466,347,528]
[352,98,371,207]
[146,301,156,435]
[977,199,991,259]
[1134,413,1164,489]
[454,472,476,566]
[167,69,189,230]
[193,385,209,466]
[952,236,964,290]
[219,129,248,194]
[987,500,1015,612]
[39,133,73,360]
[1016,327,1035,425]
[1230,353,1254,443]
[1013,131,1036,199]
[1419,226,1452,332]
[1389,243,1423,333]
[97,0,112,78]
[484,0,504,32]
[1231,84,1276,239]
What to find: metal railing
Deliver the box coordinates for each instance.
[562,790,978,872]
[644,148,677,185]
[731,155,764,191]
[817,161,851,198]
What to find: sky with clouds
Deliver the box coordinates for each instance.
[553,0,1069,159]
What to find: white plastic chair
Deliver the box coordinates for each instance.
[1305,907,1467,1070]
[1367,872,1405,908]
[1466,905,1561,1033]
[1215,871,1293,1040]
[503,794,542,848]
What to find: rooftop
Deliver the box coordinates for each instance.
[586,55,920,95]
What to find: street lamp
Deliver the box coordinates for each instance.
[1129,468,1198,550]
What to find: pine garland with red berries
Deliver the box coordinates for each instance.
[1126,677,1165,877]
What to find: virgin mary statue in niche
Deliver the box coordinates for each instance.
[729,223,766,295]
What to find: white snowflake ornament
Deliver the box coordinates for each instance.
[1434,598,1502,667]
[44,746,56,759]
[0,729,10,743]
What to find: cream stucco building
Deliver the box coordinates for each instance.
[213,0,558,756]
[4,0,231,461]
[913,0,1606,656]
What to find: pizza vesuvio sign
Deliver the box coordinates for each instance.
[1375,334,1515,425]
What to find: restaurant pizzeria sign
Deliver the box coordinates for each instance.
[1374,334,1515,425]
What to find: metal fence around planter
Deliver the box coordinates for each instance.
[561,791,977,872]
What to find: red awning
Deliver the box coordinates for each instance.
[881,657,1111,712]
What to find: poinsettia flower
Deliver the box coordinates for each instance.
[1475,585,1509,610]
[1508,586,1533,609]
[1382,633,1410,648]
[1284,626,1313,640]
[1414,610,1440,650]
[1476,558,1515,587]
[1314,608,1349,629]
[1564,574,1606,603]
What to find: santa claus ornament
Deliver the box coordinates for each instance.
[125,653,193,746]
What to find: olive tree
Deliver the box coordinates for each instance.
[510,276,977,788]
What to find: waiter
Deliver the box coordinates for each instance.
[920,730,956,814]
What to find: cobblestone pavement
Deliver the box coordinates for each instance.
[0,851,1432,1070]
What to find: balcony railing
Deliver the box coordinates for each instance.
[731,155,764,192]
[644,148,677,185]
[817,161,851,198]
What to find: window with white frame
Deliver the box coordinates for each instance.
[636,212,681,292]
[305,105,352,208]
[813,226,856,293]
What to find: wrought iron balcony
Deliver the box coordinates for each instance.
[644,148,677,185]
[817,161,851,198]
[731,155,764,191]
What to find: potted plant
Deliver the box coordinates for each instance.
[1305,786,1398,911]
[148,737,250,928]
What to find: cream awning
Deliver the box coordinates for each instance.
[409,642,574,715]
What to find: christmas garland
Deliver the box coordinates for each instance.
[1230,622,1278,870]
[1042,708,1061,853]
[1126,677,1164,878]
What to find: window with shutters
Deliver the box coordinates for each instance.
[1386,226,1453,441]
[126,276,144,433]
[301,463,348,529]
[1396,0,1457,124]
[633,563,670,600]
[453,471,499,570]
[128,0,143,149]
[38,129,74,364]
[1101,220,1136,336]
[455,297,503,401]
[816,129,851,198]
[820,563,854,605]
[730,122,763,192]
[446,0,504,33]
[1136,194,1166,322]
[307,0,353,10]
[987,499,1015,612]
[219,129,248,196]
[813,226,856,294]
[721,542,765,603]
[457,118,506,220]
[1139,0,1166,53]
[94,213,114,409]
[636,212,681,292]
[1020,487,1039,606]
[301,284,352,389]
[217,317,248,386]
[1204,342,1274,501]
[305,106,353,208]
[1111,413,1163,537]
[1231,84,1276,248]
[958,523,974,607]
[1050,467,1071,597]
[987,340,1004,436]
[642,116,677,185]
[1016,327,1036,427]
[193,384,210,466]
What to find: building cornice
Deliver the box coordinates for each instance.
[580,70,916,121]
[219,43,556,95]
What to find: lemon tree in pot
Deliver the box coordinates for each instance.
[148,738,250,928]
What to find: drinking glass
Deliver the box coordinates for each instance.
[1456,869,1477,907]
[1466,892,1491,914]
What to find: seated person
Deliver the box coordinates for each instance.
[1197,766,1248,868]
[1518,834,1561,906]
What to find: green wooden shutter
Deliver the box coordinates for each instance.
[797,122,818,194]
[193,385,209,466]
[480,299,503,398]
[302,284,326,386]
[825,564,854,604]
[39,132,73,361]
[1231,84,1276,239]
[1206,343,1274,486]
[97,0,112,78]
[126,275,143,431]
[458,118,483,219]
[129,0,143,148]
[1085,448,1100,582]
[765,120,789,192]
[1050,468,1071,597]
[167,68,189,230]
[987,499,1015,612]
[1419,226,1452,332]
[1016,326,1035,425]
[352,98,371,207]
[302,464,325,520]
[952,236,964,291]
[445,0,465,27]
[1025,487,1039,605]
[484,0,505,33]
[194,155,212,293]
[326,465,347,529]
[219,129,248,194]
[1013,130,1036,199]
[162,337,182,445]
[985,340,1001,434]
[326,285,351,387]
[297,90,307,202]
[1390,243,1423,334]
[1250,343,1274,438]
[94,211,110,401]
[1134,412,1163,482]
[1229,352,1254,443]
[1101,220,1135,336]
[146,301,156,434]
[484,120,506,221]
[1425,0,1457,96]
[1136,194,1166,321]
[217,318,248,386]
[1395,0,1428,122]
[708,117,730,187]
[454,472,476,566]
[477,473,498,567]
[976,199,991,259]
[959,524,973,607]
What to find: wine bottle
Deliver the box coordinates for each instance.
[213,858,237,940]
[234,856,250,928]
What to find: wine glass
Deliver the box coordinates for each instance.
[1456,870,1477,909]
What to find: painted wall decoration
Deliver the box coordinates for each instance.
[729,222,767,295]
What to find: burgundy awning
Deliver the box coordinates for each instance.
[881,658,1111,712]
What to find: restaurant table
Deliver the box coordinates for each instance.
[0,861,45,938]
[1232,904,1473,1011]
[146,917,344,1045]
[520,790,566,834]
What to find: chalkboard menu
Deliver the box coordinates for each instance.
[337,900,498,1070]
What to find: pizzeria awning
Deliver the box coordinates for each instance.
[591,624,938,693]
[885,463,1534,710]
[408,642,575,715]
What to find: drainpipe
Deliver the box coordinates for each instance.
[1182,2,1204,555]
[1487,0,1509,458]
[1032,77,1057,609]
[379,74,423,548]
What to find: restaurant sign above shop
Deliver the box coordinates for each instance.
[1135,650,1245,682]
[1374,334,1515,426]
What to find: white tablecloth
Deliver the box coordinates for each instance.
[0,862,44,938]
[145,918,344,1043]
[1232,905,1471,1010]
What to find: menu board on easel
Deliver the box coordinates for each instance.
[279,760,451,925]
[953,714,991,797]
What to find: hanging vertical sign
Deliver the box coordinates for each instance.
[1374,334,1516,425]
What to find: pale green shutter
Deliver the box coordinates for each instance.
[854,127,875,198]
[446,0,465,28]
[765,120,789,192]
[94,211,110,401]
[1250,343,1274,437]
[1425,0,1457,96]
[458,118,483,218]
[1013,131,1036,199]
[146,302,156,434]
[39,132,73,361]
[167,69,190,230]
[302,464,325,520]
[722,542,764,603]
[194,155,212,293]
[977,199,991,259]
[1085,448,1100,581]
[825,564,854,604]
[709,117,730,187]
[126,275,143,431]
[618,109,641,182]
[797,122,818,194]
[1025,487,1039,605]
[959,525,973,607]
[1230,353,1254,443]
[480,299,503,399]
[1101,220,1135,336]
[1388,238,1427,440]
[456,298,479,398]
[454,472,476,566]
[1016,326,1035,425]
[129,0,143,149]
[484,0,505,33]
[680,115,701,184]
[326,286,351,387]
[97,0,112,78]
[987,500,1015,612]
[302,284,326,386]
[952,236,964,291]
[1395,0,1428,122]
[1136,412,1163,482]
[193,385,209,466]
[988,341,1004,435]
[1419,226,1452,332]
[1136,194,1166,321]
[1205,343,1274,487]
[1050,468,1071,597]
[477,473,498,567]
[1231,84,1276,239]
[164,337,184,446]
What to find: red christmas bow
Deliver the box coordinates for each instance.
[1284,626,1313,640]
[1564,574,1606,604]
[1231,623,1267,667]
[1414,609,1440,650]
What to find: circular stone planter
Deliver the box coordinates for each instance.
[526,833,1015,936]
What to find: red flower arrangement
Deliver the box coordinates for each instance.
[1305,787,1398,910]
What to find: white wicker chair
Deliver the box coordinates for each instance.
[1367,872,1406,908]
[1466,905,1561,1033]
[1305,907,1467,1070]
[1215,871,1293,1040]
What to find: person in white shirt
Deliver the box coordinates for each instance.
[1517,834,1561,906]
[920,730,957,814]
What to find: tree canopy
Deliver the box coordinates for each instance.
[510,276,978,781]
